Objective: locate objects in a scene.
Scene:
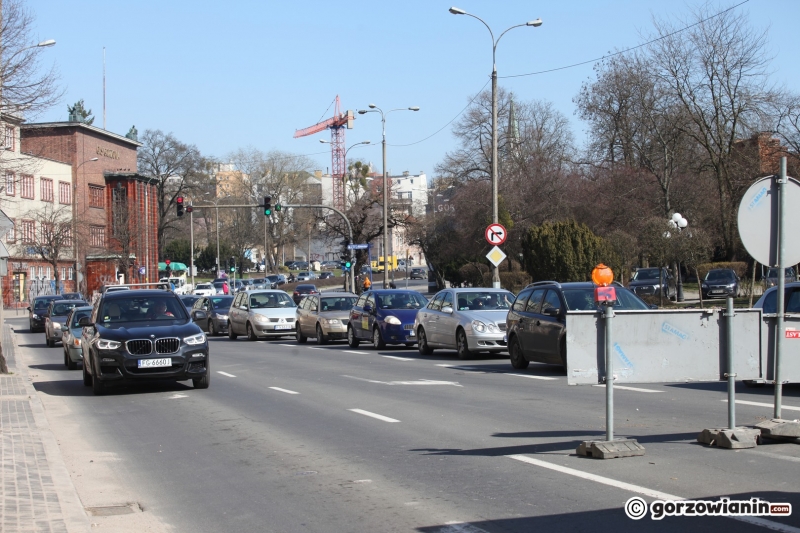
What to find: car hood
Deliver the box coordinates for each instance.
[251,307,297,319]
[628,279,662,287]
[317,310,351,321]
[377,308,419,324]
[93,320,202,340]
[457,309,508,324]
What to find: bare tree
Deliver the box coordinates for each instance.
[23,203,72,293]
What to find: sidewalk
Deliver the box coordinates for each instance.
[0,323,90,533]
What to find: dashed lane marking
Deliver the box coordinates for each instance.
[269,387,299,395]
[344,350,371,355]
[349,409,400,423]
[343,375,462,387]
[382,355,414,361]
[593,384,662,393]
[217,371,236,378]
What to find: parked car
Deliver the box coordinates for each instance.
[193,282,216,296]
[191,295,233,336]
[60,292,84,300]
[415,289,515,359]
[212,281,229,295]
[410,268,426,280]
[79,289,210,395]
[764,267,797,289]
[321,260,340,270]
[45,299,89,347]
[227,290,297,340]
[701,268,741,299]
[250,278,269,289]
[628,267,675,299]
[61,306,92,369]
[296,293,358,344]
[753,281,800,313]
[292,284,319,304]
[28,295,61,332]
[347,289,428,349]
[506,281,651,371]
[290,261,309,271]
[297,271,316,281]
[267,274,286,288]
[180,294,201,310]
[318,271,334,280]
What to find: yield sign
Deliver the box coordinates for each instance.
[485,223,507,245]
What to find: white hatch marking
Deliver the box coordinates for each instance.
[382,355,414,361]
[506,373,558,381]
[437,364,558,380]
[507,454,800,533]
[307,347,325,350]
[269,387,299,395]
[278,344,295,347]
[439,522,491,533]
[342,375,462,387]
[349,409,400,423]
[593,384,662,393]
[723,399,800,411]
[217,371,236,378]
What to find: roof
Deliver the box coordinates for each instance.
[20,121,143,147]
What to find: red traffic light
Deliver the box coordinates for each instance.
[186,205,193,213]
[176,196,184,204]
[165,259,171,266]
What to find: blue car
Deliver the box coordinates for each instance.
[347,289,428,349]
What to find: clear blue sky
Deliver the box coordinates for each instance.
[31,0,799,180]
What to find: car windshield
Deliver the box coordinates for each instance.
[632,269,661,281]
[71,310,91,327]
[766,268,795,278]
[562,288,650,311]
[249,292,295,308]
[267,276,278,282]
[211,296,233,309]
[34,298,55,310]
[52,302,84,316]
[197,283,212,289]
[376,292,428,309]
[454,292,514,311]
[759,289,800,314]
[706,270,735,281]
[99,296,188,323]
[320,296,357,312]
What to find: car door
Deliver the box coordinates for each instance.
[536,289,565,363]
[230,293,246,334]
[301,296,317,336]
[362,293,377,339]
[437,291,459,348]
[350,294,368,339]
[418,292,444,345]
[518,289,546,361]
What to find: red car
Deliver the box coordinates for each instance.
[292,284,318,304]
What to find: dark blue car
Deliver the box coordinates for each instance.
[347,289,428,349]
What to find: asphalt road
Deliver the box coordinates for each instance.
[13,315,800,533]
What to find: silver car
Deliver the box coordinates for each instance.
[61,306,92,369]
[45,299,89,347]
[295,293,358,344]
[228,289,297,340]
[414,288,514,359]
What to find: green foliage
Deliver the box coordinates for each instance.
[67,99,94,124]
[498,271,532,293]
[458,262,490,287]
[523,220,619,282]
[162,239,193,265]
[697,261,748,280]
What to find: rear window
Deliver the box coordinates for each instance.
[375,292,428,309]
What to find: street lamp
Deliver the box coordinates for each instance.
[319,139,371,205]
[668,213,689,302]
[203,192,230,276]
[358,104,419,288]
[449,7,542,288]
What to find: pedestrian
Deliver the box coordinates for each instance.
[363,276,372,292]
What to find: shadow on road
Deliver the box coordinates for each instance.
[33,378,194,397]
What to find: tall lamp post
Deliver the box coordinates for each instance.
[668,213,688,302]
[358,104,419,288]
[320,139,371,209]
[203,192,230,276]
[449,7,541,288]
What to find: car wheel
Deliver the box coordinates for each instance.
[246,322,258,341]
[208,320,216,337]
[296,326,307,344]
[228,322,238,340]
[193,358,210,389]
[66,349,78,371]
[347,326,360,348]
[316,324,328,345]
[456,329,473,360]
[560,341,568,370]
[372,327,386,349]
[509,336,529,369]
[82,359,92,386]
[91,369,105,395]
[418,327,434,355]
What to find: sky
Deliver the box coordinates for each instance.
[29,0,800,182]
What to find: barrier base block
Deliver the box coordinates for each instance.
[576,438,645,459]
[755,419,800,441]
[697,427,759,449]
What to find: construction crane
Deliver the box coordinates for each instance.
[294,95,354,211]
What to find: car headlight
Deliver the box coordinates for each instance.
[97,339,121,350]
[701,283,708,289]
[384,316,402,325]
[321,318,340,325]
[254,314,270,324]
[183,332,206,345]
[472,320,500,333]
[215,314,228,321]
[32,313,39,319]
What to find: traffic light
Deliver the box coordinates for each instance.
[229,256,235,273]
[186,204,193,213]
[264,196,272,216]
[275,203,281,212]
[176,196,184,217]
[165,259,171,274]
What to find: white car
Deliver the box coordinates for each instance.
[193,283,216,296]
[297,271,316,281]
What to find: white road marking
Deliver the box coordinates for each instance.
[438,522,491,533]
[349,409,400,423]
[168,393,188,399]
[343,375,462,387]
[745,450,800,464]
[345,350,370,355]
[507,454,800,533]
[307,347,325,350]
[593,384,662,393]
[382,355,413,361]
[217,371,236,378]
[269,387,299,395]
[506,373,558,381]
[723,399,800,412]
[436,364,557,380]
[279,344,295,347]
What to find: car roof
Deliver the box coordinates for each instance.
[35,294,61,300]
[320,292,358,298]
[446,288,512,293]
[366,289,423,295]
[524,281,611,290]
[51,299,86,305]
[243,288,287,294]
[68,305,93,312]
[103,289,176,300]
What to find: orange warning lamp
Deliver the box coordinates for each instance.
[592,264,616,303]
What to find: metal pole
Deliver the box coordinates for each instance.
[215,204,220,277]
[382,114,389,289]
[725,296,736,429]
[775,157,787,419]
[491,62,500,289]
[605,303,615,441]
[189,208,195,289]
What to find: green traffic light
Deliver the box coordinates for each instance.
[345,261,352,269]
[264,208,272,216]
[275,204,281,212]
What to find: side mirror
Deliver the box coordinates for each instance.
[194,310,208,321]
[441,306,454,314]
[543,307,560,317]
[26,306,31,312]
[78,316,92,327]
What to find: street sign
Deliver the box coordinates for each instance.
[348,244,369,250]
[485,246,507,267]
[738,175,800,267]
[485,223,507,246]
[138,266,146,275]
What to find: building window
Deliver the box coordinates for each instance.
[89,185,104,208]
[68,267,73,281]
[90,226,105,247]
[29,266,34,279]
[4,126,14,150]
[20,220,34,243]
[45,267,51,280]
[20,175,34,199]
[59,181,71,204]
[5,172,15,196]
[41,178,53,202]
[64,227,72,248]
[37,266,43,279]
[112,186,127,237]
[61,267,66,281]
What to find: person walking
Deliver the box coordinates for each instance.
[363,276,372,292]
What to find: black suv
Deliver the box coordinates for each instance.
[80,289,210,395]
[28,295,62,332]
[628,267,675,299]
[506,281,650,371]
[701,268,740,299]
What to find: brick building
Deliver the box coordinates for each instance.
[19,121,158,298]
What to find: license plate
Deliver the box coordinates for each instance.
[710,290,722,294]
[138,358,171,368]
[274,324,291,330]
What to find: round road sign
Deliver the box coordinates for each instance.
[485,223,507,246]
[738,175,800,267]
